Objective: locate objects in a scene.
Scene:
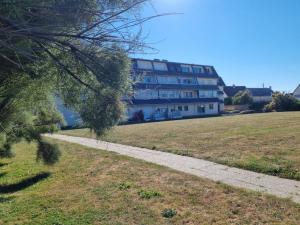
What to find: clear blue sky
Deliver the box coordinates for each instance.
[133,0,300,92]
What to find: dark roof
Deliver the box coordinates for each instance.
[132,69,219,78]
[217,77,226,86]
[126,98,220,105]
[134,83,219,90]
[131,58,219,78]
[223,86,246,97]
[247,88,273,97]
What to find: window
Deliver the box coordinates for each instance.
[178,106,183,111]
[144,76,154,83]
[183,79,192,84]
[184,92,193,98]
[181,66,190,73]
[153,62,168,71]
[205,67,213,74]
[209,104,214,110]
[184,105,189,111]
[197,105,205,113]
[192,66,203,74]
[137,60,153,70]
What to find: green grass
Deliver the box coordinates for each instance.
[61,112,300,180]
[1,139,300,224]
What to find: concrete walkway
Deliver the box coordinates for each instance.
[45,134,300,204]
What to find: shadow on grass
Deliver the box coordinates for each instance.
[0,172,7,178]
[0,172,51,194]
[0,163,9,168]
[0,196,15,203]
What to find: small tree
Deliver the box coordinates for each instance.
[232,90,253,105]
[264,92,300,112]
[0,0,163,164]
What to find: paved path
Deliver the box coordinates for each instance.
[45,134,300,204]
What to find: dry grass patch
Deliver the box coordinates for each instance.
[61,112,300,180]
[1,139,300,224]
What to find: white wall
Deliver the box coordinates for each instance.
[134,89,158,99]
[157,76,179,84]
[127,102,219,121]
[252,96,272,103]
[197,78,218,85]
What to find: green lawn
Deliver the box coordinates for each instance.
[1,139,300,224]
[61,112,300,180]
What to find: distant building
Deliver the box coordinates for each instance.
[293,84,300,100]
[126,58,225,121]
[223,85,273,103]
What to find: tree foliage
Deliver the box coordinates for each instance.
[232,90,253,105]
[264,92,300,112]
[0,0,159,163]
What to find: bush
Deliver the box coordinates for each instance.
[249,102,268,112]
[264,92,300,112]
[117,182,131,190]
[232,91,253,105]
[161,208,177,218]
[224,97,233,105]
[138,189,162,199]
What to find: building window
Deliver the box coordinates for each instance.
[178,106,183,111]
[184,105,189,111]
[209,104,214,110]
[192,66,203,74]
[205,67,213,74]
[181,66,190,73]
[197,105,205,113]
[183,79,192,84]
[184,92,193,98]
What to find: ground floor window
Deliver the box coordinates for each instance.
[184,105,189,111]
[178,106,182,111]
[197,105,205,113]
[209,104,214,110]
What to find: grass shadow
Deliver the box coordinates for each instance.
[0,172,51,194]
[0,196,15,203]
[0,163,9,168]
[0,172,7,178]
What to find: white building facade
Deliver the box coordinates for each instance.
[293,84,300,100]
[126,59,225,121]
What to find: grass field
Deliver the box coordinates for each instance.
[1,139,300,224]
[61,112,300,180]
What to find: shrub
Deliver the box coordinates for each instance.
[232,90,253,105]
[161,208,177,218]
[138,189,162,199]
[117,182,131,190]
[264,92,300,112]
[224,97,233,105]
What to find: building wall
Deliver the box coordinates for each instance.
[252,96,272,103]
[127,102,219,121]
[294,85,300,100]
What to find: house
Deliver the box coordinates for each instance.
[247,88,273,103]
[293,84,300,100]
[223,85,273,103]
[223,86,246,98]
[126,58,225,121]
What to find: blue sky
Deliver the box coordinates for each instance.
[133,0,300,92]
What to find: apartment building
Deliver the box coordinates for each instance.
[125,58,225,121]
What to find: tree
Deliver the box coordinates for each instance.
[232,90,253,105]
[0,0,162,164]
[264,92,300,112]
